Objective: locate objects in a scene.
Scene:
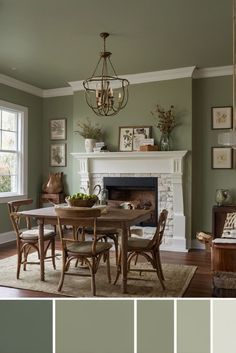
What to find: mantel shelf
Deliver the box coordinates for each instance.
[71,150,187,160]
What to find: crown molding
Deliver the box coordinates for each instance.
[0,73,43,97]
[124,66,196,85]
[0,65,233,98]
[42,86,73,98]
[67,66,196,92]
[193,65,232,79]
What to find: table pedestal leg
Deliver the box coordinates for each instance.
[121,225,128,293]
[38,221,45,281]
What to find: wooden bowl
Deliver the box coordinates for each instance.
[65,197,97,208]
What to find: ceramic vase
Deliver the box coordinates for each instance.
[85,138,96,153]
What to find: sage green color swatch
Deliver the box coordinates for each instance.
[56,300,134,353]
[0,300,52,353]
[213,300,236,353]
[177,300,210,353]
[137,300,174,353]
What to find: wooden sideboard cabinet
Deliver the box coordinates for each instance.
[39,192,65,208]
[212,205,236,238]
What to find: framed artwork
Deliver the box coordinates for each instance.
[50,143,66,167]
[211,106,233,130]
[212,147,233,169]
[50,118,67,140]
[119,126,152,151]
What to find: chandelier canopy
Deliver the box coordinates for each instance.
[83,32,129,117]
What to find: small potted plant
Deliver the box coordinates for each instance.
[151,104,176,151]
[75,119,103,152]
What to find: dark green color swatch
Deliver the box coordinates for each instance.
[0,300,52,353]
[177,300,210,353]
[56,300,134,353]
[137,300,174,353]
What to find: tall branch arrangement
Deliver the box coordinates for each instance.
[151,105,175,134]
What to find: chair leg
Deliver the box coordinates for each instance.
[23,246,28,271]
[106,251,111,283]
[134,254,139,265]
[58,253,67,292]
[17,249,22,279]
[51,238,56,270]
[113,235,119,266]
[153,251,165,290]
[91,257,96,296]
[156,250,164,280]
[114,251,121,285]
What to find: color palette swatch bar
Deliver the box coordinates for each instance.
[1,299,236,353]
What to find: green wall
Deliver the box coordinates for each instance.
[0,84,43,233]
[192,76,234,236]
[43,95,73,194]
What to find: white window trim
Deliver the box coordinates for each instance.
[0,100,28,203]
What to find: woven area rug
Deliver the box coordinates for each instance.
[0,252,197,297]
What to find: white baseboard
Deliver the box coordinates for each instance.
[0,231,16,245]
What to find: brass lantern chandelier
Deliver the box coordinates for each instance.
[83,32,129,117]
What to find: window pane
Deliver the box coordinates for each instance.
[2,110,17,131]
[2,131,17,150]
[0,152,17,193]
[0,152,17,176]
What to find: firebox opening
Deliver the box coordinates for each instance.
[103,177,158,226]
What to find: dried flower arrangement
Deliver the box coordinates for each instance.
[151,104,175,134]
[75,119,102,140]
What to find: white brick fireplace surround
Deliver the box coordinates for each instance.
[71,151,188,252]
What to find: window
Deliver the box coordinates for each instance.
[0,100,28,202]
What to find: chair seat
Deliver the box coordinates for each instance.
[67,241,112,255]
[127,237,151,251]
[20,228,54,241]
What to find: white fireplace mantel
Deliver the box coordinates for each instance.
[71,151,187,175]
[71,150,188,252]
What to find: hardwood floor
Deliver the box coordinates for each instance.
[0,242,212,298]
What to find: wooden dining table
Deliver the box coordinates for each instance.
[19,206,151,294]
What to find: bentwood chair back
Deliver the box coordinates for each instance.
[7,199,56,279]
[55,207,112,296]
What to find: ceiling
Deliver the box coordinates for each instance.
[0,0,232,89]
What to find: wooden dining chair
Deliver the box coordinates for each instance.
[114,209,168,290]
[55,207,112,296]
[7,199,56,279]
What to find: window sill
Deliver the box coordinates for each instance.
[0,194,27,204]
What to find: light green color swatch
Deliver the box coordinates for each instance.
[56,300,134,353]
[0,300,52,353]
[137,300,174,353]
[177,300,210,353]
[213,300,236,353]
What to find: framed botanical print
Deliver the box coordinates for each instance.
[212,147,233,169]
[50,118,67,140]
[118,126,152,151]
[50,143,66,167]
[211,106,233,130]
